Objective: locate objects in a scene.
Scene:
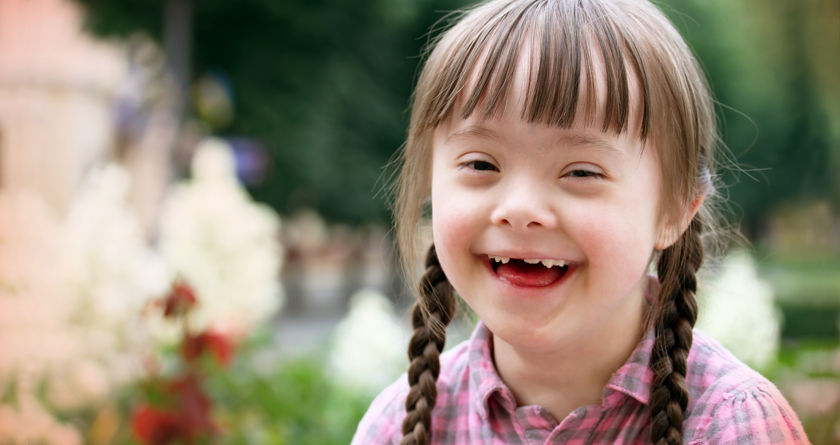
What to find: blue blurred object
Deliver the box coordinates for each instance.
[226,137,270,186]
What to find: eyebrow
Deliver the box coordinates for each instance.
[444,125,629,159]
[444,126,508,145]
[550,134,629,160]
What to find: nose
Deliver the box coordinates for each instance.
[490,177,558,232]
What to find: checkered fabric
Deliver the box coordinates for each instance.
[352,301,809,444]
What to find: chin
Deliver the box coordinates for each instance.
[483,310,574,351]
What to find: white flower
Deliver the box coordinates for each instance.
[696,250,781,371]
[45,358,111,412]
[64,164,169,333]
[0,166,164,421]
[50,164,166,409]
[0,394,82,445]
[328,289,407,395]
[157,138,284,339]
[0,191,85,440]
[0,192,78,388]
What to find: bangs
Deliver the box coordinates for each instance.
[420,0,651,140]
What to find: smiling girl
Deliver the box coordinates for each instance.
[352,0,808,443]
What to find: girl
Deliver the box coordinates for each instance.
[354,0,809,443]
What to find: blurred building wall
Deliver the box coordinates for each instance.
[0,0,180,238]
[0,0,128,214]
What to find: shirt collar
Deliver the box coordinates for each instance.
[467,276,659,418]
[603,275,658,405]
[604,321,655,405]
[466,320,517,419]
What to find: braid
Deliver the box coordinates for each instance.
[649,217,704,445]
[400,245,456,445]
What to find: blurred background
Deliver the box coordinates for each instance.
[0,0,837,443]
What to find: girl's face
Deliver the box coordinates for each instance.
[430,95,675,353]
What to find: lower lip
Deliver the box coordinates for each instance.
[479,256,576,294]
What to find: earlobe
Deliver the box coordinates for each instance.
[655,192,706,250]
[654,224,680,250]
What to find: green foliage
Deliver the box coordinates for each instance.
[657,0,839,229]
[772,341,840,445]
[107,342,374,445]
[206,356,372,445]
[779,306,840,339]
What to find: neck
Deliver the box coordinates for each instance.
[491,279,648,422]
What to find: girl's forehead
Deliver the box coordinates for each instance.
[443,39,647,142]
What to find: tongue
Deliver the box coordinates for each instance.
[496,260,566,287]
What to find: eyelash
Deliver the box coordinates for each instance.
[566,169,601,179]
[460,161,603,180]
[460,160,498,172]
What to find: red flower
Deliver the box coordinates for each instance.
[163,281,197,318]
[181,333,205,363]
[132,405,179,445]
[169,377,217,440]
[204,331,233,366]
[182,331,234,366]
[132,377,219,444]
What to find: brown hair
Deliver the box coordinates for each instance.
[393,0,721,444]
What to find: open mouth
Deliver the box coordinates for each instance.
[487,255,570,287]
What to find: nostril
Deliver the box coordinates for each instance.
[491,203,557,231]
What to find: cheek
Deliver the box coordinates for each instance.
[432,209,470,253]
[432,194,480,242]
[430,170,488,256]
[431,184,476,280]
[575,197,660,276]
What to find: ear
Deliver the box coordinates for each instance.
[655,191,706,250]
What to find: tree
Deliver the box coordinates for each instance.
[658,0,839,233]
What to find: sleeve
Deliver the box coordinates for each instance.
[350,376,408,445]
[688,386,811,445]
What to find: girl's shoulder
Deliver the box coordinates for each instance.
[350,338,474,445]
[683,329,810,444]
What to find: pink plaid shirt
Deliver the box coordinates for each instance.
[353,316,809,444]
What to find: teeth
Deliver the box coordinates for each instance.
[491,256,567,267]
[534,259,569,268]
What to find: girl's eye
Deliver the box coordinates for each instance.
[567,169,599,178]
[463,160,498,172]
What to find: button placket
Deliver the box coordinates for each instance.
[547,410,582,444]
[516,405,554,445]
